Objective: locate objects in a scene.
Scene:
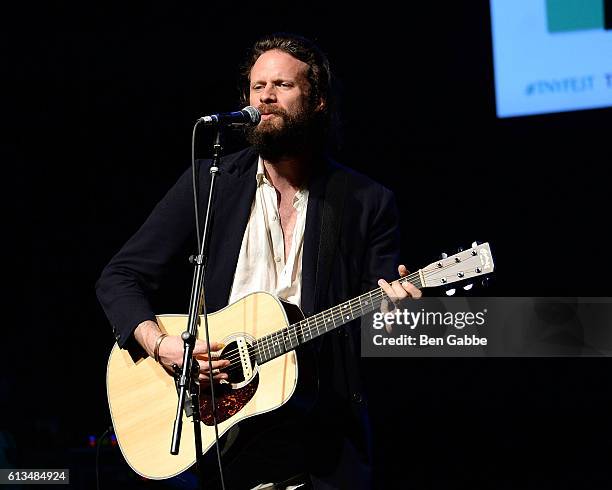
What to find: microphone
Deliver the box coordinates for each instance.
[198,106,261,126]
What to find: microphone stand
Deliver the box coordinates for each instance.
[170,124,226,490]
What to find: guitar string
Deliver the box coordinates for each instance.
[211,282,421,374]
[202,252,487,371]
[208,275,419,368]
[216,284,474,372]
[209,256,485,370]
[218,284,407,374]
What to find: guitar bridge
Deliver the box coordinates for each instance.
[236,337,253,380]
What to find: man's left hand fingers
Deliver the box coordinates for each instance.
[401,282,422,298]
[390,281,408,300]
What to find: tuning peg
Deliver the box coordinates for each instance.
[445,288,456,296]
[471,241,480,248]
[457,247,464,253]
[440,252,448,259]
[463,283,473,291]
[481,277,490,288]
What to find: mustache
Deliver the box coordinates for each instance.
[257,104,289,117]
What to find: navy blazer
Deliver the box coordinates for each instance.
[97,146,399,341]
[96,146,400,485]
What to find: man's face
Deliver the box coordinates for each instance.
[248,49,313,131]
[245,49,326,160]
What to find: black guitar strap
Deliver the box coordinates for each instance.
[313,166,348,312]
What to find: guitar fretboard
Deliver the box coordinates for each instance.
[253,272,422,364]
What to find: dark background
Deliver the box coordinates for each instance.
[5,2,611,488]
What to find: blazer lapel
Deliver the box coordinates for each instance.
[300,161,332,317]
[204,149,258,310]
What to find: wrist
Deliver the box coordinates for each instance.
[133,320,161,357]
[154,333,169,363]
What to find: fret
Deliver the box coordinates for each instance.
[304,317,313,342]
[356,296,364,315]
[258,337,267,364]
[280,329,287,352]
[335,305,344,325]
[280,327,289,351]
[308,315,317,339]
[293,324,301,348]
[330,307,337,329]
[285,326,294,350]
[270,332,278,357]
[321,312,327,332]
[262,335,269,360]
[368,290,377,312]
[270,333,277,357]
[326,309,334,331]
[356,295,366,316]
[265,335,272,362]
[290,322,298,349]
[287,324,297,350]
[341,302,350,323]
[259,336,267,363]
[274,330,285,356]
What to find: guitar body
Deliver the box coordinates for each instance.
[106,242,494,480]
[106,292,309,480]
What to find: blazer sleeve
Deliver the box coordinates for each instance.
[95,166,206,347]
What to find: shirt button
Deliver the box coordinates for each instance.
[272,215,278,221]
[275,257,281,263]
[351,392,363,403]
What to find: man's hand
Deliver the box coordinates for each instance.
[378,264,422,304]
[378,265,422,333]
[134,320,230,385]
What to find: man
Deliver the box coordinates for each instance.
[96,33,420,489]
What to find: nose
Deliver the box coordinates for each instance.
[260,83,277,104]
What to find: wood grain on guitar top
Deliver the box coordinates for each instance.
[107,292,299,479]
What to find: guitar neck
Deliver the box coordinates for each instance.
[253,241,495,364]
[254,272,423,364]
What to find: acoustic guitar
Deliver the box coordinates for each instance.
[106,242,494,479]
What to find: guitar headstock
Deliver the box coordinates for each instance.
[419,242,494,289]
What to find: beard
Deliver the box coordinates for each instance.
[245,102,325,161]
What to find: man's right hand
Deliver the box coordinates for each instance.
[133,320,230,385]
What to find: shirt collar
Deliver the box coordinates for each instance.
[256,156,267,187]
[256,155,308,207]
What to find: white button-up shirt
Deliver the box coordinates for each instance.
[228,157,309,307]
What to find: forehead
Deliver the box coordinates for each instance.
[250,49,310,82]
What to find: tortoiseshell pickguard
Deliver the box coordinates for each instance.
[199,375,259,426]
